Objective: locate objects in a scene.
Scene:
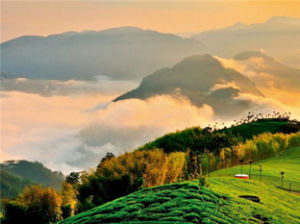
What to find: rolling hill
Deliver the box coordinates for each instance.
[137,119,300,153]
[59,147,300,224]
[192,16,300,68]
[1,27,205,80]
[0,160,65,198]
[114,54,263,117]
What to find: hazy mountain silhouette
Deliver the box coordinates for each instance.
[114,54,263,116]
[192,16,300,68]
[1,168,33,199]
[234,50,300,91]
[1,160,64,193]
[1,27,206,80]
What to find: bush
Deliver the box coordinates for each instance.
[2,185,62,224]
[199,175,209,188]
[288,132,300,148]
[61,204,72,219]
[233,131,300,163]
[2,201,28,224]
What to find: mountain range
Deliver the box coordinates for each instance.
[192,16,300,68]
[1,27,205,80]
[1,16,299,83]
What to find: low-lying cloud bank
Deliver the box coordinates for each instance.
[1,71,299,174]
[1,88,215,173]
[0,76,139,97]
[216,55,300,107]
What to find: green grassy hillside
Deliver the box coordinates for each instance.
[219,120,300,139]
[60,180,300,224]
[211,147,300,192]
[139,120,300,153]
[59,147,300,224]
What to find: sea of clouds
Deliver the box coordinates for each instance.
[1,63,300,174]
[1,77,214,173]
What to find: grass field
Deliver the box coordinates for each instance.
[211,147,300,192]
[59,147,300,224]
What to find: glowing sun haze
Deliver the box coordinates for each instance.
[2,1,300,42]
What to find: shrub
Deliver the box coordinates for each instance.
[1,201,28,224]
[288,132,300,148]
[199,175,209,188]
[2,185,62,224]
[61,204,72,219]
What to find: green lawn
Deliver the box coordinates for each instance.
[204,177,300,223]
[211,147,300,192]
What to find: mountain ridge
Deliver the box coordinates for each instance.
[0,160,65,198]
[191,16,300,68]
[114,54,263,117]
[1,26,206,81]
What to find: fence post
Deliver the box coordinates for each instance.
[280,171,285,188]
[249,160,253,179]
[240,159,244,174]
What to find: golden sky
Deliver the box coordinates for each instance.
[1,1,300,42]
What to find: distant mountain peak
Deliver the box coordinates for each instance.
[234,50,272,61]
[173,54,222,69]
[229,22,247,30]
[94,26,145,35]
[266,16,300,25]
[180,54,216,62]
[191,16,300,68]
[106,26,143,31]
[233,50,300,91]
[114,54,263,117]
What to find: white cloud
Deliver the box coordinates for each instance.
[208,80,240,94]
[216,55,300,107]
[1,91,214,174]
[1,70,299,174]
[235,92,300,120]
[1,77,139,97]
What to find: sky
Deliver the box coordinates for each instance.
[1,1,300,42]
